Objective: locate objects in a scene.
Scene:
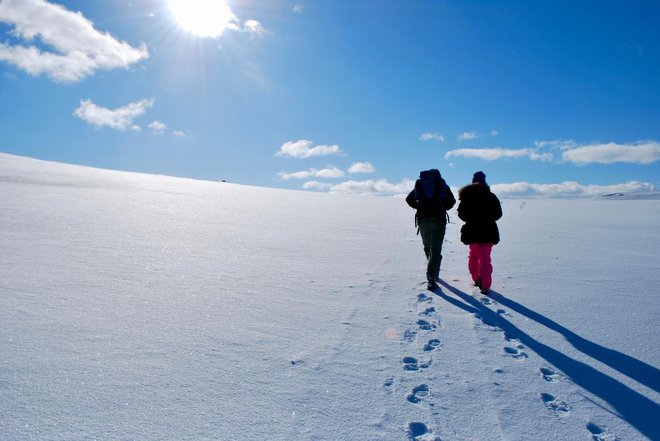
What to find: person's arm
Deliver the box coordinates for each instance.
[457,199,468,222]
[443,187,456,210]
[491,194,502,221]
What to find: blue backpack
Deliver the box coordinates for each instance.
[415,169,447,206]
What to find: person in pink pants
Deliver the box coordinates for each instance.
[457,171,502,294]
[468,243,494,292]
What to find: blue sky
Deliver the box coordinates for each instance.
[1,0,659,197]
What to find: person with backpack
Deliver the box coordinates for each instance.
[406,169,456,291]
[457,171,502,294]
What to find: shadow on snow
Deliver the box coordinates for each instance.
[434,280,660,440]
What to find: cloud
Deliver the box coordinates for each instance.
[534,140,578,150]
[292,5,304,13]
[308,178,416,197]
[276,139,342,158]
[348,162,376,174]
[445,148,553,162]
[446,140,660,165]
[302,181,332,190]
[561,141,660,165]
[457,129,499,142]
[148,120,167,135]
[419,133,445,142]
[0,0,148,82]
[492,181,656,199]
[74,98,154,131]
[172,130,188,137]
[457,131,478,142]
[304,176,656,198]
[242,19,267,37]
[278,167,345,180]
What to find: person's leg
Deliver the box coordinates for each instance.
[468,243,480,284]
[418,220,433,283]
[477,244,494,290]
[428,221,446,281]
[419,220,445,283]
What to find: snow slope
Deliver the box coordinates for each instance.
[1,153,658,440]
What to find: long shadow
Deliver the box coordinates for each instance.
[434,280,660,440]
[486,290,660,394]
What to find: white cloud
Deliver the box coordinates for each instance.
[492,181,656,199]
[0,0,148,82]
[74,98,154,131]
[561,141,660,165]
[292,5,304,13]
[302,181,332,190]
[457,131,478,142]
[278,167,345,180]
[242,19,267,37]
[419,133,445,142]
[321,178,416,197]
[446,140,660,165]
[348,162,376,174]
[172,130,187,137]
[534,140,578,150]
[457,129,498,142]
[276,139,342,158]
[445,148,553,162]
[148,120,167,135]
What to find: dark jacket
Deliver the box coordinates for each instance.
[457,183,502,244]
[406,178,456,221]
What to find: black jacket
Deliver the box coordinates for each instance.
[457,183,502,244]
[406,179,456,221]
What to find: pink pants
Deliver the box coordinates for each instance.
[469,243,493,290]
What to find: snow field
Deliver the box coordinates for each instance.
[1,153,659,440]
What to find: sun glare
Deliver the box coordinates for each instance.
[167,0,238,38]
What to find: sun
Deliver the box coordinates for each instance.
[167,0,238,38]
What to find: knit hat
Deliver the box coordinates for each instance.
[472,171,487,185]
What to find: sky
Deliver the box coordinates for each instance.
[1,0,659,198]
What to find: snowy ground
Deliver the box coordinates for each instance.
[1,153,658,440]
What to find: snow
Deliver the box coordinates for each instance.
[1,152,659,440]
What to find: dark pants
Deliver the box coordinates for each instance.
[418,218,446,282]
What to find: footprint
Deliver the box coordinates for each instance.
[420,306,436,316]
[404,329,417,342]
[540,367,561,382]
[384,377,394,389]
[417,293,432,303]
[404,356,419,371]
[504,346,528,359]
[473,313,499,329]
[403,356,430,371]
[541,393,571,415]
[481,297,494,305]
[407,384,430,404]
[417,319,437,331]
[423,339,442,352]
[587,422,619,441]
[408,422,430,440]
[503,331,518,342]
[496,309,510,316]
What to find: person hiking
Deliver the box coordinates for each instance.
[457,171,502,294]
[406,169,456,291]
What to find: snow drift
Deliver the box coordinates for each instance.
[1,153,658,440]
